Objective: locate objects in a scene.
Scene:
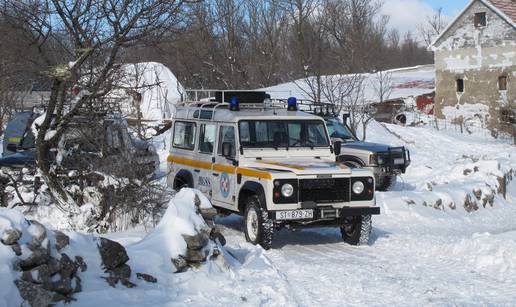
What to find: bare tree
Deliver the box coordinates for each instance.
[5,0,193,205]
[371,70,393,104]
[418,7,447,46]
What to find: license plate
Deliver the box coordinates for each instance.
[394,158,405,165]
[276,209,314,220]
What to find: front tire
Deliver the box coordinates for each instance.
[340,215,372,245]
[243,195,274,250]
[377,175,396,191]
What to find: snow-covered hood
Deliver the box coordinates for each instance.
[243,159,351,175]
[342,141,391,153]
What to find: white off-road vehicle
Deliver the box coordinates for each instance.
[167,91,379,249]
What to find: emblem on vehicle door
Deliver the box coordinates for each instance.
[220,172,230,198]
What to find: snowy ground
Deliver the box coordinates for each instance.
[2,118,516,306]
[85,121,516,306]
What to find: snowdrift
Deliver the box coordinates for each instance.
[115,62,184,121]
[262,64,435,104]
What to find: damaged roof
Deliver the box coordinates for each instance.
[489,0,516,22]
[430,0,516,48]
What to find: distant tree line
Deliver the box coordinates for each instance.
[0,0,434,100]
[119,0,434,89]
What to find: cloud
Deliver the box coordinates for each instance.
[380,0,451,40]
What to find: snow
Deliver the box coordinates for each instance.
[115,62,184,121]
[3,63,516,305]
[262,65,435,104]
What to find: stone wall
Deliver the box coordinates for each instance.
[433,0,516,131]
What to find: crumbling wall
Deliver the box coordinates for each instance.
[433,0,516,132]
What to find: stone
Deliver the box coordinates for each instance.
[73,276,82,293]
[210,228,226,246]
[15,279,53,307]
[200,207,218,221]
[50,277,74,295]
[59,253,78,278]
[53,230,70,251]
[171,257,189,273]
[194,193,202,209]
[473,189,482,200]
[48,257,62,276]
[28,220,47,245]
[109,264,131,280]
[75,255,87,272]
[185,248,208,263]
[98,237,129,270]
[103,264,134,288]
[136,273,157,283]
[30,264,52,285]
[1,228,22,245]
[17,246,50,271]
[11,243,22,256]
[464,194,479,212]
[183,232,209,250]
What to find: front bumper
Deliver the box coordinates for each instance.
[374,147,411,175]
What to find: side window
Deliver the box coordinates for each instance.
[456,79,464,93]
[198,124,217,154]
[218,126,236,157]
[498,76,507,91]
[173,121,196,150]
[474,12,486,27]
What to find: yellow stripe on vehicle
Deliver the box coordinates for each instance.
[168,155,272,180]
[259,161,305,170]
[236,168,272,180]
[213,164,236,174]
[167,155,212,170]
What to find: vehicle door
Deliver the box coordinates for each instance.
[211,124,237,209]
[197,123,217,196]
[171,121,197,188]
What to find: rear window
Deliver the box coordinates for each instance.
[173,121,196,150]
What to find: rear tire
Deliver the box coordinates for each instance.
[173,176,190,192]
[377,175,396,191]
[340,215,372,246]
[243,195,274,250]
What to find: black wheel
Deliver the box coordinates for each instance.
[376,175,396,191]
[340,215,372,246]
[173,176,189,191]
[243,195,274,250]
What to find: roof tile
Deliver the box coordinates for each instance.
[488,0,516,23]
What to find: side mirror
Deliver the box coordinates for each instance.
[222,142,233,158]
[334,141,342,156]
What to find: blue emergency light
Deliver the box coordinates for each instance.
[229,96,240,111]
[287,97,297,111]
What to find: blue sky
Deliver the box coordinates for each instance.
[424,0,470,15]
[380,0,472,40]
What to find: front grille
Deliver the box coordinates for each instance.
[299,178,350,203]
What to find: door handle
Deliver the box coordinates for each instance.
[212,173,219,177]
[194,169,200,173]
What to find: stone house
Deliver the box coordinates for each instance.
[430,0,515,133]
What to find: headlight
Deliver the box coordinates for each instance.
[352,181,365,194]
[281,183,294,197]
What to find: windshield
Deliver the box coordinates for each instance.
[239,120,329,148]
[326,119,356,141]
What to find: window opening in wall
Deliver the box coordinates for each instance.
[498,76,507,91]
[456,79,464,93]
[474,12,487,27]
